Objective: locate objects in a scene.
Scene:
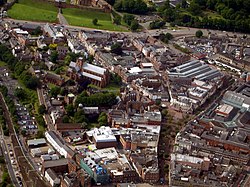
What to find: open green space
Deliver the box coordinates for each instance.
[62,8,127,31]
[7,0,58,22]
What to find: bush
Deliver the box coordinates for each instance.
[92,18,98,25]
[149,20,166,29]
[113,15,121,25]
[196,30,203,38]
[130,20,139,31]
[38,104,46,115]
[111,43,122,55]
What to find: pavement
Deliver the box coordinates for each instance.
[58,12,68,25]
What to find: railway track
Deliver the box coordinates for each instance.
[0,93,48,187]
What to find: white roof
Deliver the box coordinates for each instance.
[13,28,29,35]
[92,126,117,143]
[128,67,142,74]
[141,63,153,67]
[81,71,102,81]
[82,63,106,75]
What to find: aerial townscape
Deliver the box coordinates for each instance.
[0,0,250,187]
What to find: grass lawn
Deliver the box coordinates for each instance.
[7,0,58,22]
[63,8,127,31]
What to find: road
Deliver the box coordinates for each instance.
[0,130,20,187]
[4,17,250,39]
[37,88,55,131]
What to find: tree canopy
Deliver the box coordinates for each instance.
[157,0,250,33]
[111,43,122,55]
[114,0,148,14]
[75,92,117,107]
[195,30,203,38]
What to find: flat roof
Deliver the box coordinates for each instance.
[95,147,118,159]
[43,158,68,168]
[216,104,234,115]
[171,153,204,164]
[27,138,46,146]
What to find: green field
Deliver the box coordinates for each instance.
[8,0,58,22]
[63,8,127,31]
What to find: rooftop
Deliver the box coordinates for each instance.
[27,138,46,146]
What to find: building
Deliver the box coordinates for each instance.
[86,126,117,149]
[44,71,65,86]
[42,158,68,174]
[43,23,65,43]
[45,131,75,158]
[30,146,51,157]
[27,138,47,148]
[168,60,223,82]
[45,168,61,187]
[68,57,109,87]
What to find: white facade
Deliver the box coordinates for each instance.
[45,169,60,187]
[45,131,68,158]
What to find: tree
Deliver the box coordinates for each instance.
[36,130,44,138]
[181,0,188,8]
[21,129,27,136]
[14,88,27,101]
[92,18,98,25]
[0,0,6,6]
[0,156,5,164]
[123,14,135,26]
[149,20,166,29]
[31,26,42,36]
[49,44,57,50]
[113,15,121,25]
[66,104,75,116]
[50,86,61,98]
[38,104,46,115]
[111,73,122,84]
[105,0,115,5]
[50,51,58,63]
[62,115,70,123]
[195,30,203,38]
[189,2,202,15]
[74,110,87,123]
[3,128,9,136]
[36,115,46,127]
[111,43,122,55]
[114,0,148,14]
[130,20,139,31]
[98,112,107,126]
